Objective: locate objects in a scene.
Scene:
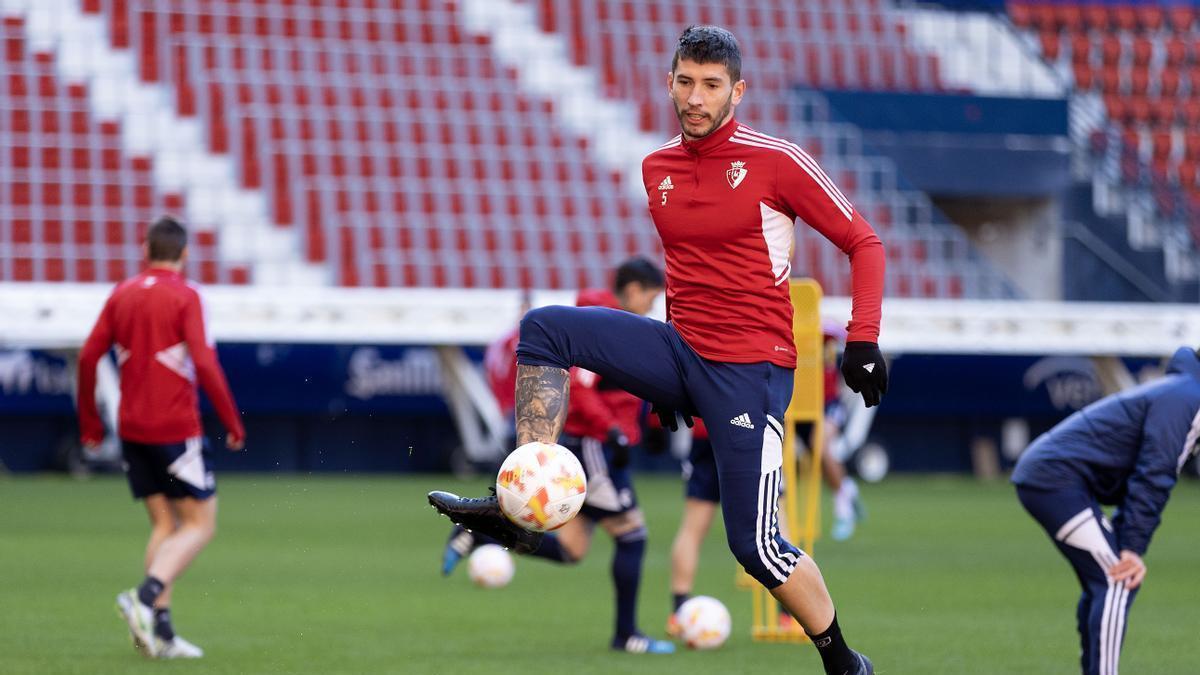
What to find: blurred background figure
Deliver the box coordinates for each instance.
[817,320,866,541]
[76,217,245,659]
[1013,345,1200,675]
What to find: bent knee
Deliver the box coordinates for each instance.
[727,533,801,589]
[517,306,577,369]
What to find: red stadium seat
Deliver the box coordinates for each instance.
[1132,37,1152,67]
[1168,6,1195,33]
[1113,6,1137,32]
[1130,67,1150,97]
[1070,34,1091,65]
[1008,2,1033,28]
[1039,29,1061,62]
[1100,35,1122,67]
[1082,5,1108,31]
[1187,133,1200,161]
[1165,37,1188,68]
[1054,5,1083,32]
[1179,160,1198,189]
[1137,6,1164,33]
[1099,66,1120,94]
[1128,96,1151,124]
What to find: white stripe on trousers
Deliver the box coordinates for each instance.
[761,417,797,569]
[1065,510,1124,675]
[766,469,798,566]
[755,470,790,584]
[755,468,797,584]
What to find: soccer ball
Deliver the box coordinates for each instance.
[676,596,732,650]
[467,544,514,589]
[495,442,587,532]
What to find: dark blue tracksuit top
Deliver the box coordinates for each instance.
[1013,347,1200,555]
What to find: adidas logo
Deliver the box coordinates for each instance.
[658,176,674,191]
[730,413,754,429]
[863,363,875,373]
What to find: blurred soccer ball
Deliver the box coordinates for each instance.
[677,596,731,650]
[467,544,514,589]
[495,442,587,532]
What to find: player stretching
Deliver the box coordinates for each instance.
[1013,346,1200,675]
[443,258,673,654]
[429,26,886,674]
[77,216,245,659]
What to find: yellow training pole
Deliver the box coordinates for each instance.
[748,279,825,642]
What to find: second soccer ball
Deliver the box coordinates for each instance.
[495,442,587,532]
[467,544,514,589]
[676,596,732,650]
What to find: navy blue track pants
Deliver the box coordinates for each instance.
[518,305,802,588]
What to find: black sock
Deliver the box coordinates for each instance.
[611,529,646,641]
[528,533,576,564]
[137,576,165,608]
[672,593,688,613]
[154,608,175,641]
[806,613,859,675]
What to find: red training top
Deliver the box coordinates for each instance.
[484,325,521,418]
[641,119,885,368]
[77,268,244,445]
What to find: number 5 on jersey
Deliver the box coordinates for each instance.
[658,175,674,206]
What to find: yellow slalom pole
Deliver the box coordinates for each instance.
[746,279,825,643]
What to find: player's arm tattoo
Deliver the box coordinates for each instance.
[514,365,570,446]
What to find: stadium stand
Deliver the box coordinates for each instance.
[0,14,245,284]
[0,0,1017,296]
[1009,1,1200,282]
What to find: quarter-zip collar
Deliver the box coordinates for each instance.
[681,116,739,156]
[145,266,183,280]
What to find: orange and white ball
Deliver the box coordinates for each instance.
[467,544,514,589]
[495,442,587,532]
[677,596,732,650]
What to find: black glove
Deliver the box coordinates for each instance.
[841,341,888,408]
[651,404,693,433]
[641,425,668,455]
[606,427,632,469]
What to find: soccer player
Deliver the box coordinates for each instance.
[429,26,887,675]
[1013,346,1200,675]
[443,258,674,654]
[77,216,245,659]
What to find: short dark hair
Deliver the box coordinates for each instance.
[671,25,742,83]
[146,215,188,262]
[614,257,665,293]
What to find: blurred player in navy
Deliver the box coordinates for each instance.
[442,257,674,654]
[77,216,245,659]
[1013,347,1200,675]
[430,26,886,675]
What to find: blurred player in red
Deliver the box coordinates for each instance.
[442,258,674,654]
[77,216,245,660]
[482,290,533,455]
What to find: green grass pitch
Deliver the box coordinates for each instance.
[1,473,1196,673]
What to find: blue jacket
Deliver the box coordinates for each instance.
[1013,347,1200,555]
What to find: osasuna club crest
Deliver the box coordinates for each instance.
[726,161,748,189]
